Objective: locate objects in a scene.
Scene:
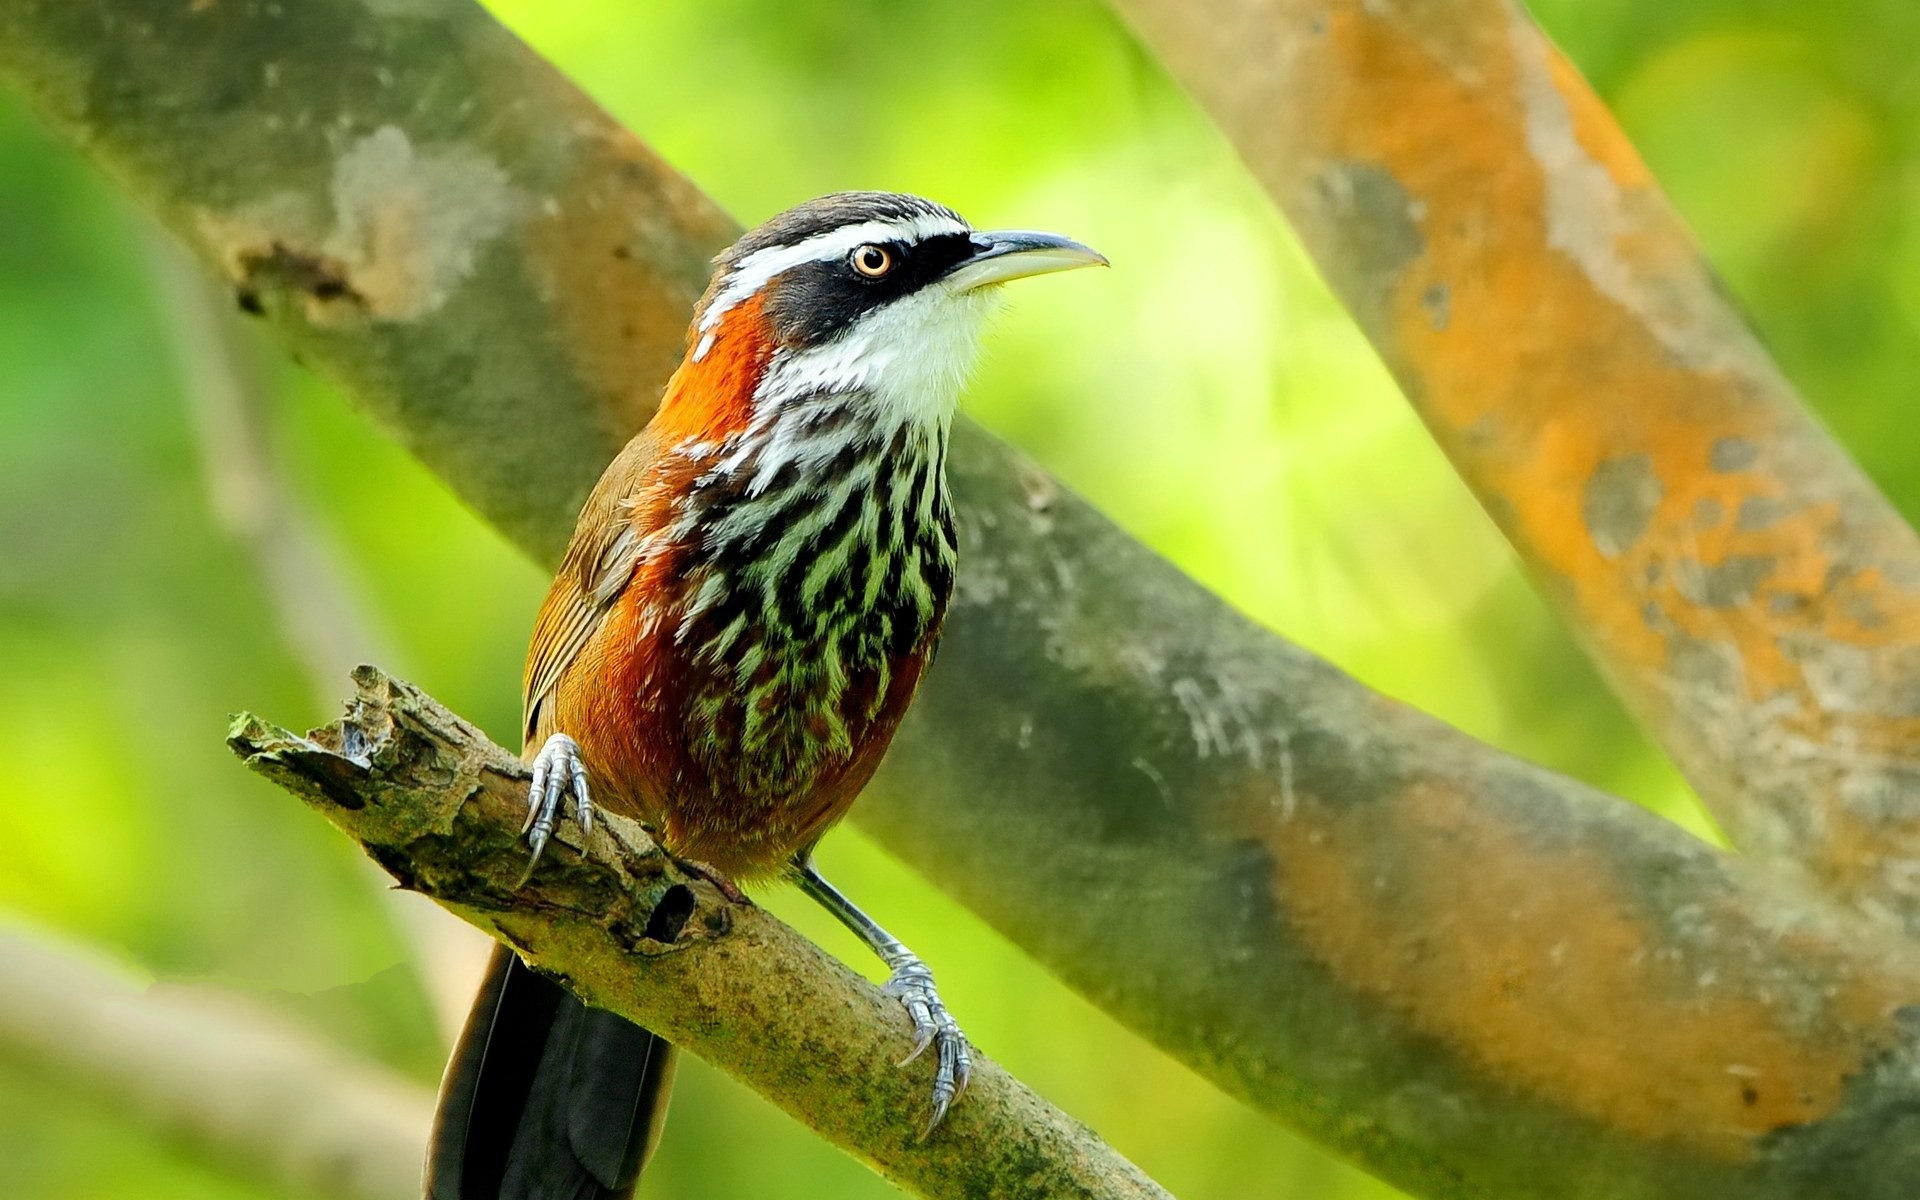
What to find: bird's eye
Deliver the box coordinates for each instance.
[850,244,894,278]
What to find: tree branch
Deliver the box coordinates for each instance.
[1099,0,1920,935]
[9,1,1920,1196]
[227,666,1169,1200]
[0,919,432,1200]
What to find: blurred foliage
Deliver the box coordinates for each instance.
[0,0,1916,1196]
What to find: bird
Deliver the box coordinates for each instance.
[424,191,1104,1200]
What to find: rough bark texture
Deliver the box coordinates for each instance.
[228,667,1169,1200]
[1101,0,1920,939]
[8,0,1920,1196]
[888,454,1920,1199]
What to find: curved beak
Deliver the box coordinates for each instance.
[943,230,1108,293]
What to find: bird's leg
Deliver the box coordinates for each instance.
[523,732,594,868]
[789,856,971,1135]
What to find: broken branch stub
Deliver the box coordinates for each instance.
[226,666,1171,1200]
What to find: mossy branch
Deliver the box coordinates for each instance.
[226,665,1169,1200]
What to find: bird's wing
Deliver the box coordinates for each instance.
[523,432,663,748]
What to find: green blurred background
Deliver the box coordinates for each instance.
[1,0,1915,1195]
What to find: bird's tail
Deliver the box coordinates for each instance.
[426,943,676,1200]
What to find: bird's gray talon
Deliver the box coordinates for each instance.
[900,1025,934,1067]
[522,766,547,834]
[523,733,593,869]
[572,770,593,833]
[790,865,970,1133]
[954,1043,973,1096]
[881,953,968,1133]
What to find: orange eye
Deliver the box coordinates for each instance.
[851,244,893,277]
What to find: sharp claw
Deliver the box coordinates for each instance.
[521,734,594,872]
[523,764,548,834]
[954,1046,973,1098]
[572,771,593,834]
[881,953,969,1133]
[919,1094,951,1141]
[899,1025,935,1067]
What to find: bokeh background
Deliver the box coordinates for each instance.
[3,0,1917,1196]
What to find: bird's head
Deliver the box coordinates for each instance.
[650,192,1104,449]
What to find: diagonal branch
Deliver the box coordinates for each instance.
[227,666,1170,1200]
[1099,0,1920,935]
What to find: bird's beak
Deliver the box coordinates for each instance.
[943,230,1108,293]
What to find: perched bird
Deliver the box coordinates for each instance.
[425,192,1104,1199]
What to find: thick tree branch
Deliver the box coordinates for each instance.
[10,1,1920,1196]
[0,920,432,1200]
[1100,0,1920,935]
[228,666,1169,1200]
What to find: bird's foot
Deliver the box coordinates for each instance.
[523,733,593,869]
[883,952,971,1136]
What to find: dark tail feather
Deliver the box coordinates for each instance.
[427,944,677,1200]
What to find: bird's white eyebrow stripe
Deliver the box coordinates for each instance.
[697,213,972,339]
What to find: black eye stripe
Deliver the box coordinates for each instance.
[763,231,981,347]
[845,234,973,287]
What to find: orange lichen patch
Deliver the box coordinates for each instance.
[647,292,774,447]
[1279,2,1920,911]
[1249,777,1919,1160]
[523,124,735,442]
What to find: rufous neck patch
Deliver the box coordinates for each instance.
[650,291,776,447]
